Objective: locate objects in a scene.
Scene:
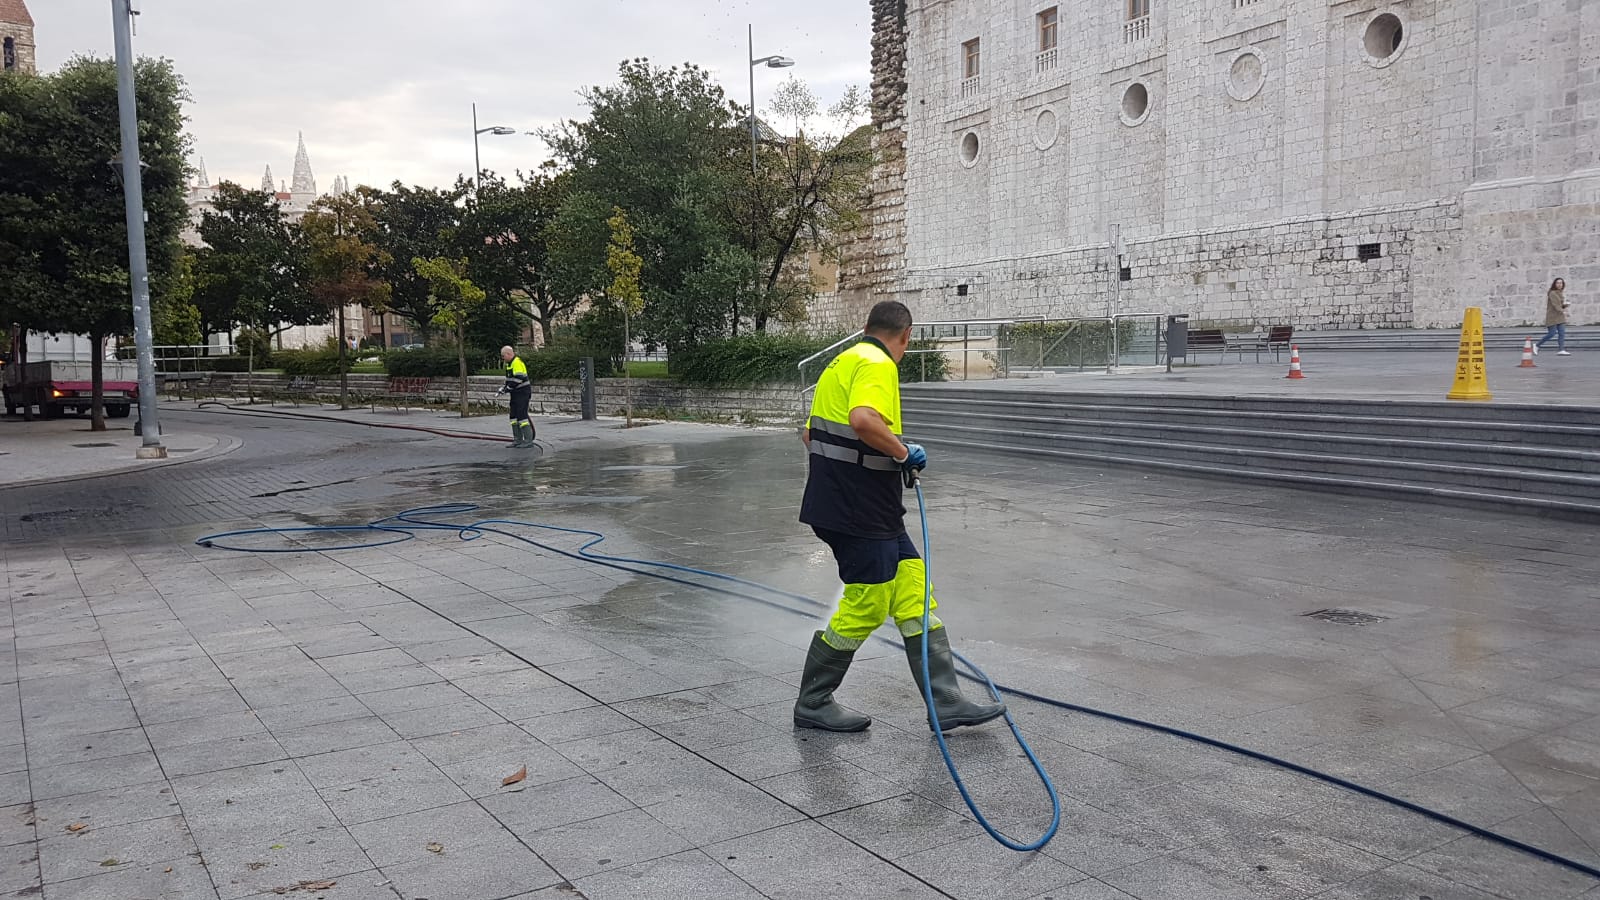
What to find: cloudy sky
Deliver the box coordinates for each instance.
[34,0,871,191]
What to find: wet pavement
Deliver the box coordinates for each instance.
[1,409,1597,899]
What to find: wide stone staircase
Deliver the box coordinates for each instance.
[901,387,1600,519]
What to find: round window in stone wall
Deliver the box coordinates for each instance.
[958,131,981,167]
[1227,48,1265,102]
[1033,108,1060,150]
[1363,12,1406,67]
[1119,82,1151,127]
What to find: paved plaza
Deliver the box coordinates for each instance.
[1,407,1598,899]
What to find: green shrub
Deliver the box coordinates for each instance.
[899,339,949,383]
[211,356,253,373]
[518,347,615,380]
[235,328,273,366]
[275,348,351,376]
[384,346,495,378]
[672,333,845,385]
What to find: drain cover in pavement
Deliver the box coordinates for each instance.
[71,442,118,448]
[1303,608,1388,626]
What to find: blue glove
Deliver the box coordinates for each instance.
[899,442,927,472]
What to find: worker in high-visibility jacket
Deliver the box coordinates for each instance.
[497,346,535,449]
[794,300,1005,733]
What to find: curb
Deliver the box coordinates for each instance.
[0,432,243,491]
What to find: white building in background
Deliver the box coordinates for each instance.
[822,0,1598,332]
[184,134,361,351]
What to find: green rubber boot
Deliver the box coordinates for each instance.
[906,627,1006,732]
[794,631,871,732]
[517,421,537,449]
[509,421,526,448]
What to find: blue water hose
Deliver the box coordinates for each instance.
[194,504,1600,878]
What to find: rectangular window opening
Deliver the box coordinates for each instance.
[1357,243,1382,261]
[1119,267,1133,282]
[1038,8,1059,51]
[1128,0,1150,20]
[956,283,969,297]
[962,38,981,79]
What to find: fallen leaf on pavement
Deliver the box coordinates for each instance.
[66,823,87,833]
[164,867,173,874]
[425,842,443,853]
[271,880,338,895]
[99,858,119,867]
[501,766,526,786]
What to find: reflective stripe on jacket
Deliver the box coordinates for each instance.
[799,338,906,539]
[504,357,531,393]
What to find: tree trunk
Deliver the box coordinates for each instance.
[338,305,349,410]
[623,310,633,428]
[457,321,468,418]
[539,314,554,349]
[89,330,106,432]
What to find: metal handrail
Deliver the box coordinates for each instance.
[796,329,864,416]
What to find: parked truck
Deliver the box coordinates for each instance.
[3,359,140,419]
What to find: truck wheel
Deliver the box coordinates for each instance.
[107,404,131,419]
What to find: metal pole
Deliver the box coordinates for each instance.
[472,102,481,192]
[112,0,165,459]
[747,24,758,335]
[337,206,348,410]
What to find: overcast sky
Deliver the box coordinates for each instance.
[34,0,871,191]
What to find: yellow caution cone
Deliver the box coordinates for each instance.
[1447,307,1493,402]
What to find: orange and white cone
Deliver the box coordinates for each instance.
[1518,337,1537,368]
[1285,345,1305,380]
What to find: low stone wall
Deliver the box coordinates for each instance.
[186,374,804,423]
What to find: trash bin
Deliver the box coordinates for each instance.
[1166,315,1188,370]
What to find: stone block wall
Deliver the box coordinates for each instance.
[817,0,1597,332]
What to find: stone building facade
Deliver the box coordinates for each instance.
[1,0,35,76]
[819,0,1598,332]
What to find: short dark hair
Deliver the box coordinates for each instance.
[865,300,913,336]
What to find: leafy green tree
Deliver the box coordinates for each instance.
[542,59,745,350]
[748,79,874,331]
[302,192,391,408]
[361,181,468,342]
[605,207,644,425]
[152,250,203,346]
[0,56,190,428]
[462,168,579,347]
[192,182,317,342]
[413,256,485,417]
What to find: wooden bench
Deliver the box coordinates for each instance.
[373,376,432,412]
[273,375,319,407]
[1185,329,1229,363]
[1229,324,1296,362]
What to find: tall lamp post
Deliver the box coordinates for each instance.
[472,102,517,191]
[747,25,794,330]
[111,0,165,459]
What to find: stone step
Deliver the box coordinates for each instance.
[925,432,1600,522]
[900,408,1600,474]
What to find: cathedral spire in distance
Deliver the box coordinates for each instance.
[261,165,274,194]
[196,157,209,188]
[290,132,316,196]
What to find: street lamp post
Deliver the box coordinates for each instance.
[472,102,517,191]
[747,25,794,332]
[110,0,165,459]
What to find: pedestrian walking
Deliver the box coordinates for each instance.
[496,345,535,449]
[1534,278,1570,356]
[793,300,1005,733]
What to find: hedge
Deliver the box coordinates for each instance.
[384,347,484,378]
[275,348,352,376]
[517,347,616,380]
[671,333,950,386]
[671,334,842,385]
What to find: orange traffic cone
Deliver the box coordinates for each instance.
[1518,337,1537,368]
[1285,345,1305,379]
